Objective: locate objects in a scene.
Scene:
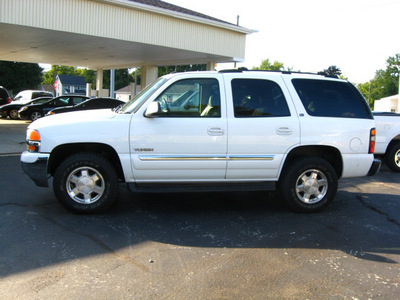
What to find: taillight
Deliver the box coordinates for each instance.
[7,97,11,104]
[369,128,376,154]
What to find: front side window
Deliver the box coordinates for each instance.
[154,78,221,117]
[292,79,373,119]
[232,79,290,118]
[120,77,168,114]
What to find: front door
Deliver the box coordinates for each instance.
[130,76,228,182]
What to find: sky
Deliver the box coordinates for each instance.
[166,0,400,84]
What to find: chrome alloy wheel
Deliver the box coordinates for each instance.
[66,167,105,204]
[30,111,42,121]
[395,149,400,168]
[295,169,328,204]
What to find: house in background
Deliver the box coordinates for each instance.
[40,84,55,95]
[374,95,399,113]
[115,84,141,102]
[55,75,86,96]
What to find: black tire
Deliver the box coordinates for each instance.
[9,109,19,120]
[30,111,42,121]
[385,142,400,172]
[278,157,338,213]
[53,152,119,213]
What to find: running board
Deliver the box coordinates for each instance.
[127,182,276,193]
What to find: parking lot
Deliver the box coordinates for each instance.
[0,118,399,299]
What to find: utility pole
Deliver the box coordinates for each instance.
[234,15,239,69]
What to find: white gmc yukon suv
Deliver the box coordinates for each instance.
[21,70,381,213]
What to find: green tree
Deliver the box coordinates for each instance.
[357,54,400,108]
[102,69,133,90]
[0,61,43,95]
[130,68,141,86]
[158,64,207,77]
[252,59,285,71]
[43,66,132,90]
[42,65,80,85]
[321,65,342,77]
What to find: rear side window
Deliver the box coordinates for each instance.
[232,79,290,117]
[292,79,373,119]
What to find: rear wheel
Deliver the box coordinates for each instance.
[278,157,338,213]
[9,109,19,120]
[53,152,119,213]
[386,142,400,172]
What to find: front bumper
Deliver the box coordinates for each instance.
[367,158,381,176]
[20,151,50,187]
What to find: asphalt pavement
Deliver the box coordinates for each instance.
[0,118,399,299]
[0,119,29,155]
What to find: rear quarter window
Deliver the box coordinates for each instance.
[292,79,373,119]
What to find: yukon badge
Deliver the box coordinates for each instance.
[134,148,154,152]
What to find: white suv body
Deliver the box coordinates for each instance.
[21,70,380,213]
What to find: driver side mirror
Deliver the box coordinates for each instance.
[144,101,161,118]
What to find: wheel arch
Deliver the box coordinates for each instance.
[385,135,400,155]
[280,145,343,179]
[48,143,124,181]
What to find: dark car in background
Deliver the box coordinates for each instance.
[47,97,125,115]
[0,86,12,106]
[1,96,53,119]
[18,95,89,121]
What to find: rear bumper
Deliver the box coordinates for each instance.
[20,151,50,187]
[367,158,381,176]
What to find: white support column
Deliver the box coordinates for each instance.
[96,68,103,97]
[86,83,92,97]
[206,61,216,71]
[141,65,158,89]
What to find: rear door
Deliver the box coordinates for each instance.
[224,73,301,180]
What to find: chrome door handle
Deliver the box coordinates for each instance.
[276,127,292,135]
[207,127,224,136]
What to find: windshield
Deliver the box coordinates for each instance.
[118,77,168,113]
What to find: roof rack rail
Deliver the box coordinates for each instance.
[218,67,248,73]
[218,68,339,78]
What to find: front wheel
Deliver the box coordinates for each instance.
[386,142,400,172]
[278,157,338,213]
[53,152,119,213]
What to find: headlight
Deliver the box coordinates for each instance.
[26,129,41,152]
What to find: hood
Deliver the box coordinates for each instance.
[29,109,117,129]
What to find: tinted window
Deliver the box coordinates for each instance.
[32,92,51,98]
[82,100,98,108]
[71,97,86,105]
[154,78,220,117]
[292,79,373,119]
[53,97,69,106]
[232,79,290,118]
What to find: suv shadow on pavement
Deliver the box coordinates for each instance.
[1,155,399,277]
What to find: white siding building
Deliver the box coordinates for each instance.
[374,95,399,113]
